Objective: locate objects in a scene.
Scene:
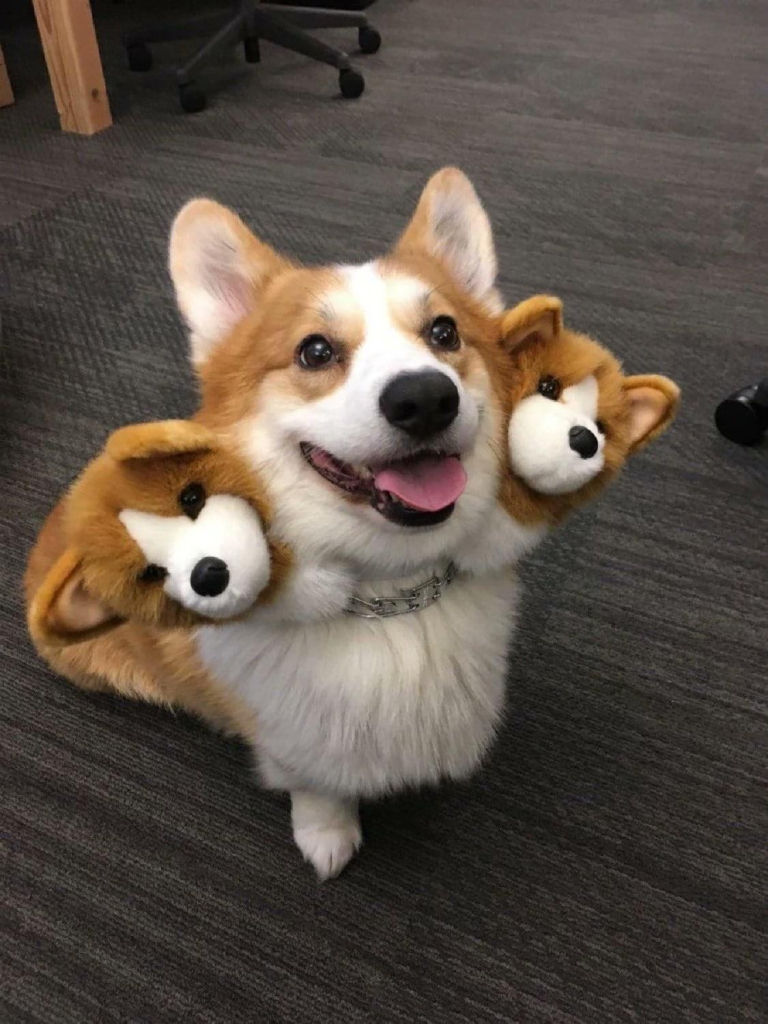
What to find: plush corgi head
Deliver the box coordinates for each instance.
[167,169,505,575]
[29,421,289,647]
[495,295,680,525]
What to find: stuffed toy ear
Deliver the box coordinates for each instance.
[623,375,681,453]
[500,295,563,353]
[106,420,219,462]
[28,548,123,648]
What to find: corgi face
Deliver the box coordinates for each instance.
[253,260,493,531]
[29,421,287,647]
[169,170,504,572]
[493,296,680,526]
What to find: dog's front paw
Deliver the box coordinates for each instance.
[294,821,362,881]
[291,790,362,881]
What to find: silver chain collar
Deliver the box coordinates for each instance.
[345,562,458,619]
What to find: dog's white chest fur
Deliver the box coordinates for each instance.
[195,569,519,798]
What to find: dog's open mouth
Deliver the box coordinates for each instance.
[300,443,467,527]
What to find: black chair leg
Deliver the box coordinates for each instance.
[251,9,366,96]
[251,10,351,70]
[243,5,261,62]
[258,5,381,52]
[176,16,247,86]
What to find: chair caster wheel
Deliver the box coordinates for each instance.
[127,43,152,72]
[358,26,381,54]
[244,36,261,63]
[339,68,364,99]
[179,83,206,113]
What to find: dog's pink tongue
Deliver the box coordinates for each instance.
[375,456,467,512]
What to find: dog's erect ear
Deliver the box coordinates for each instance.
[106,420,219,462]
[28,548,123,648]
[169,199,290,365]
[395,168,500,311]
[623,375,681,453]
[500,295,563,353]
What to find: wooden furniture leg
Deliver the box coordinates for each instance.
[32,0,112,134]
[0,44,14,108]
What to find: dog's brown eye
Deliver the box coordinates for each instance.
[138,564,167,584]
[538,376,561,400]
[429,316,459,351]
[179,483,206,519]
[297,335,335,369]
[595,419,606,434]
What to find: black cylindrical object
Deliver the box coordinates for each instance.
[715,379,768,445]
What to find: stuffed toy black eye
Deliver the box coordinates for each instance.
[297,335,335,369]
[595,419,606,434]
[179,483,206,519]
[538,376,561,400]
[138,563,168,583]
[429,316,460,351]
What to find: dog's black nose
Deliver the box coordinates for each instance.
[190,557,229,597]
[568,425,599,459]
[379,371,460,439]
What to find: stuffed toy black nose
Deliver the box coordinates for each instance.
[190,557,229,597]
[568,425,599,459]
[379,371,460,439]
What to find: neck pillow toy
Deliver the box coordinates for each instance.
[459,295,680,572]
[497,293,680,522]
[28,420,290,649]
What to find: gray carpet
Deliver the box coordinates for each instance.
[1,1,766,1021]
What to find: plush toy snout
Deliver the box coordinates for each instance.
[508,376,607,495]
[120,492,271,621]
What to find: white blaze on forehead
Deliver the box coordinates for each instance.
[324,263,429,332]
[337,262,436,376]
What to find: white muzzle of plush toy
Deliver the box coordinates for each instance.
[508,376,605,495]
[120,495,271,619]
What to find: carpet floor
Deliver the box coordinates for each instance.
[1,1,766,1021]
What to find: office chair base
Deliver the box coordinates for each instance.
[124,1,379,111]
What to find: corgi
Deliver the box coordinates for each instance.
[171,168,513,878]
[455,294,680,573]
[25,169,679,881]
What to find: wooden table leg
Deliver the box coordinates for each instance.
[0,44,14,108]
[32,0,112,134]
